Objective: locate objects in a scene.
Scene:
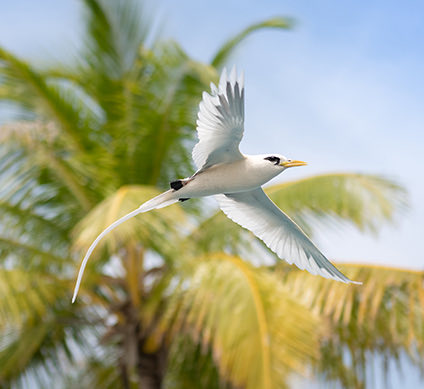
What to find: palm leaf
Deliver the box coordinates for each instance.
[0,47,95,151]
[0,120,96,213]
[164,337,224,389]
[163,253,319,389]
[0,147,75,270]
[211,17,294,69]
[183,210,252,256]
[72,185,187,260]
[0,120,58,145]
[279,263,424,387]
[119,42,215,187]
[62,352,124,389]
[81,0,151,78]
[0,269,67,330]
[267,173,407,235]
[2,140,94,212]
[0,268,96,386]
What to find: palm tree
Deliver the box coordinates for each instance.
[0,1,422,388]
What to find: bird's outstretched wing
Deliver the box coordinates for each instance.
[192,67,245,170]
[216,188,361,284]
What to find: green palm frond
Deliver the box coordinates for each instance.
[183,211,252,256]
[211,16,294,69]
[164,253,319,389]
[2,141,94,213]
[0,269,95,387]
[0,199,60,234]
[63,353,124,389]
[0,236,67,267]
[112,42,215,187]
[267,173,407,235]
[75,0,157,179]
[82,0,151,78]
[279,263,424,387]
[0,121,58,145]
[164,337,224,389]
[0,48,95,150]
[0,74,101,210]
[0,269,67,329]
[0,144,84,262]
[0,148,73,269]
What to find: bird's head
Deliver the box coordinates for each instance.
[263,154,307,170]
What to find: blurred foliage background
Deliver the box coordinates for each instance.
[0,1,422,388]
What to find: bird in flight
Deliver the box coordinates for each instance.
[72,67,360,303]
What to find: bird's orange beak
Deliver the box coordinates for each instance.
[280,160,308,168]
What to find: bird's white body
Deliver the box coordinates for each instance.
[176,155,282,198]
[72,66,360,303]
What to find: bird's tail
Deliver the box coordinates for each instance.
[72,189,178,303]
[138,189,179,212]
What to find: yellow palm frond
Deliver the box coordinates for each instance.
[72,185,187,257]
[279,263,424,386]
[0,268,93,385]
[0,269,66,329]
[163,254,320,389]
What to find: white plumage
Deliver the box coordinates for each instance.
[193,67,245,169]
[72,66,360,303]
[216,188,356,283]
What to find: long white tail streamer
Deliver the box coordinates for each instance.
[72,207,141,303]
[72,190,177,303]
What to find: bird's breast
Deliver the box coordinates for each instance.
[178,158,278,198]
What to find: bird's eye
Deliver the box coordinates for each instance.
[264,156,280,165]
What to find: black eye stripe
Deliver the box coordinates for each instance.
[264,156,280,165]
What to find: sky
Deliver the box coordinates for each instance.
[0,0,423,387]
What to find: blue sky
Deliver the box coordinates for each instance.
[1,0,423,387]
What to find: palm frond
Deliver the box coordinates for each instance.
[279,263,424,387]
[182,211,251,256]
[82,0,151,78]
[0,143,88,268]
[0,120,58,145]
[266,173,407,235]
[0,147,74,270]
[62,352,124,389]
[0,236,67,268]
[0,268,97,387]
[72,185,187,260]
[0,47,95,150]
[118,42,215,187]
[163,254,319,389]
[0,269,67,329]
[0,54,105,210]
[210,17,294,69]
[164,337,224,389]
[76,0,153,152]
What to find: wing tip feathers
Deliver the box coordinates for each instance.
[218,66,244,95]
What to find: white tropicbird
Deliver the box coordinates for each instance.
[72,67,361,303]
